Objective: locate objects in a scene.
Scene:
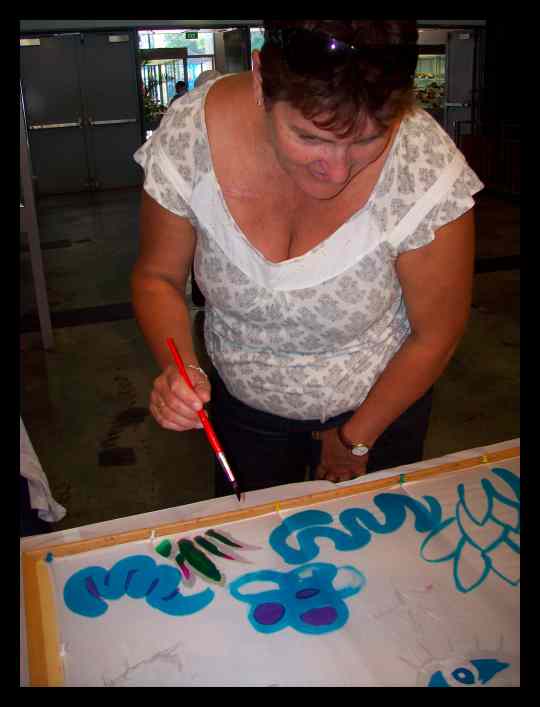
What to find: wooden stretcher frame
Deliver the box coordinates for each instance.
[22,445,520,686]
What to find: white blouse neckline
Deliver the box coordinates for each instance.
[198,75,404,270]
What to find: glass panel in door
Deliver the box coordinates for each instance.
[79,32,143,190]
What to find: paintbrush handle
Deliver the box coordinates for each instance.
[165,338,222,455]
[166,337,241,500]
[196,409,224,455]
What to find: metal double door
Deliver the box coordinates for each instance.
[20,31,143,195]
[443,30,479,142]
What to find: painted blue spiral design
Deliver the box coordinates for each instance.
[270,493,442,564]
[63,555,214,618]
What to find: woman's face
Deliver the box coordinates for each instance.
[264,101,396,200]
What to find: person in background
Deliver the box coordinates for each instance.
[20,418,66,535]
[132,20,483,496]
[168,80,187,106]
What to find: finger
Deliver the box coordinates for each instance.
[345,468,367,480]
[152,408,202,432]
[150,389,199,422]
[162,394,206,423]
[315,465,346,482]
[151,369,208,429]
[323,467,357,483]
[193,381,211,405]
[150,396,203,431]
[188,370,212,404]
[155,377,206,420]
[168,371,211,412]
[314,465,328,481]
[326,473,347,483]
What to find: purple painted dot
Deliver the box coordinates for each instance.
[85,576,101,600]
[253,602,286,626]
[300,606,338,626]
[296,588,320,600]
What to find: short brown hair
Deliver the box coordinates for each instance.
[259,20,419,136]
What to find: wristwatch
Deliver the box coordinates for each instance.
[337,425,370,457]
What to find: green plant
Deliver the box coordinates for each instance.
[143,92,166,124]
[141,76,167,125]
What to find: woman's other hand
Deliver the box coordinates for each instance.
[150,364,211,431]
[314,427,368,482]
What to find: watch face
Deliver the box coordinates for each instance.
[351,445,369,457]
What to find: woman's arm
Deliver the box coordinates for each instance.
[317,208,475,480]
[131,190,210,430]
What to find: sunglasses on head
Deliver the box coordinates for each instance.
[265,26,418,80]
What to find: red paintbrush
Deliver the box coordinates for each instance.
[166,337,242,502]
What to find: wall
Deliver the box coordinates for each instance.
[20,19,485,34]
[418,20,485,26]
[213,32,227,74]
[20,19,262,32]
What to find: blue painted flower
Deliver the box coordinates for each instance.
[229,563,366,635]
[420,467,520,593]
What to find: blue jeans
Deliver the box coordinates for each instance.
[208,371,433,497]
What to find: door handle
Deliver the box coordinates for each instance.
[87,118,137,127]
[29,119,82,130]
[444,102,471,108]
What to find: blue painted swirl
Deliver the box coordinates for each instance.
[270,467,520,595]
[63,555,214,617]
[270,493,442,564]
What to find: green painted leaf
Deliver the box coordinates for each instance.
[195,536,235,559]
[178,539,221,582]
[155,538,172,558]
[206,529,243,548]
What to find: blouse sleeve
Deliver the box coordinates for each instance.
[396,159,484,254]
[382,111,484,256]
[133,100,198,222]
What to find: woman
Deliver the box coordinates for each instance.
[132,20,483,495]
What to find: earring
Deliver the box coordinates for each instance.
[256,97,263,107]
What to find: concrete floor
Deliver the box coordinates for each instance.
[20,188,520,530]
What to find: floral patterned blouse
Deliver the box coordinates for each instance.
[134,77,484,422]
